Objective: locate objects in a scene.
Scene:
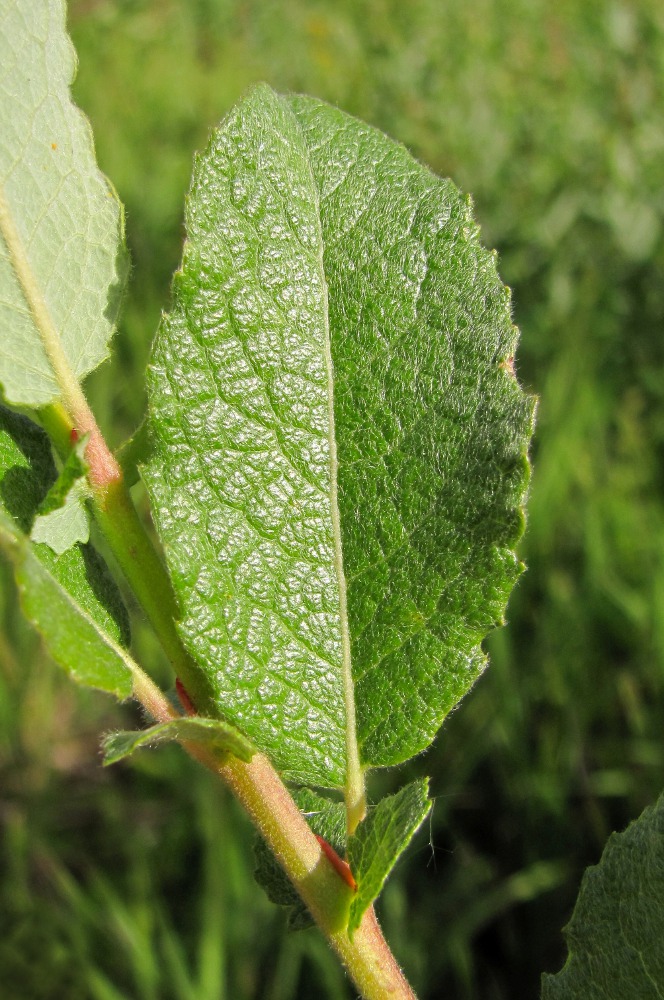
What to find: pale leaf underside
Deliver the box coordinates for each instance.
[0,0,126,408]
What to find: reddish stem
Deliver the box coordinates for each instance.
[316,835,358,891]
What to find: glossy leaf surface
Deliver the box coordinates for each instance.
[145,84,534,790]
[145,85,350,787]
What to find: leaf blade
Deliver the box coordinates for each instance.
[145,85,534,790]
[347,778,431,935]
[0,0,126,407]
[541,792,664,1000]
[290,95,535,767]
[145,84,349,787]
[102,717,256,765]
[0,509,133,698]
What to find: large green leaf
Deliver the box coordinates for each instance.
[541,792,664,1000]
[0,0,126,407]
[145,84,534,791]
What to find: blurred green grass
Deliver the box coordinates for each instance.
[1,0,664,997]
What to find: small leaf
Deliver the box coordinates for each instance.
[541,792,664,1000]
[347,778,431,935]
[31,435,90,554]
[30,485,89,553]
[0,510,133,698]
[0,0,127,408]
[102,716,256,766]
[0,404,129,644]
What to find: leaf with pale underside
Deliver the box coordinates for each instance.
[541,792,664,1000]
[145,84,534,794]
[102,717,256,766]
[0,0,126,408]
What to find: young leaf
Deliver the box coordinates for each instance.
[30,434,90,554]
[0,510,133,698]
[0,0,126,408]
[0,404,129,644]
[145,84,534,797]
[102,717,256,766]
[541,792,664,999]
[255,781,431,934]
[347,778,431,936]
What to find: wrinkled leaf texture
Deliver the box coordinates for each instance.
[145,84,534,790]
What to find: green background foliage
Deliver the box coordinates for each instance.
[1,1,663,997]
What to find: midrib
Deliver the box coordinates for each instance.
[0,182,86,418]
[307,168,367,835]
